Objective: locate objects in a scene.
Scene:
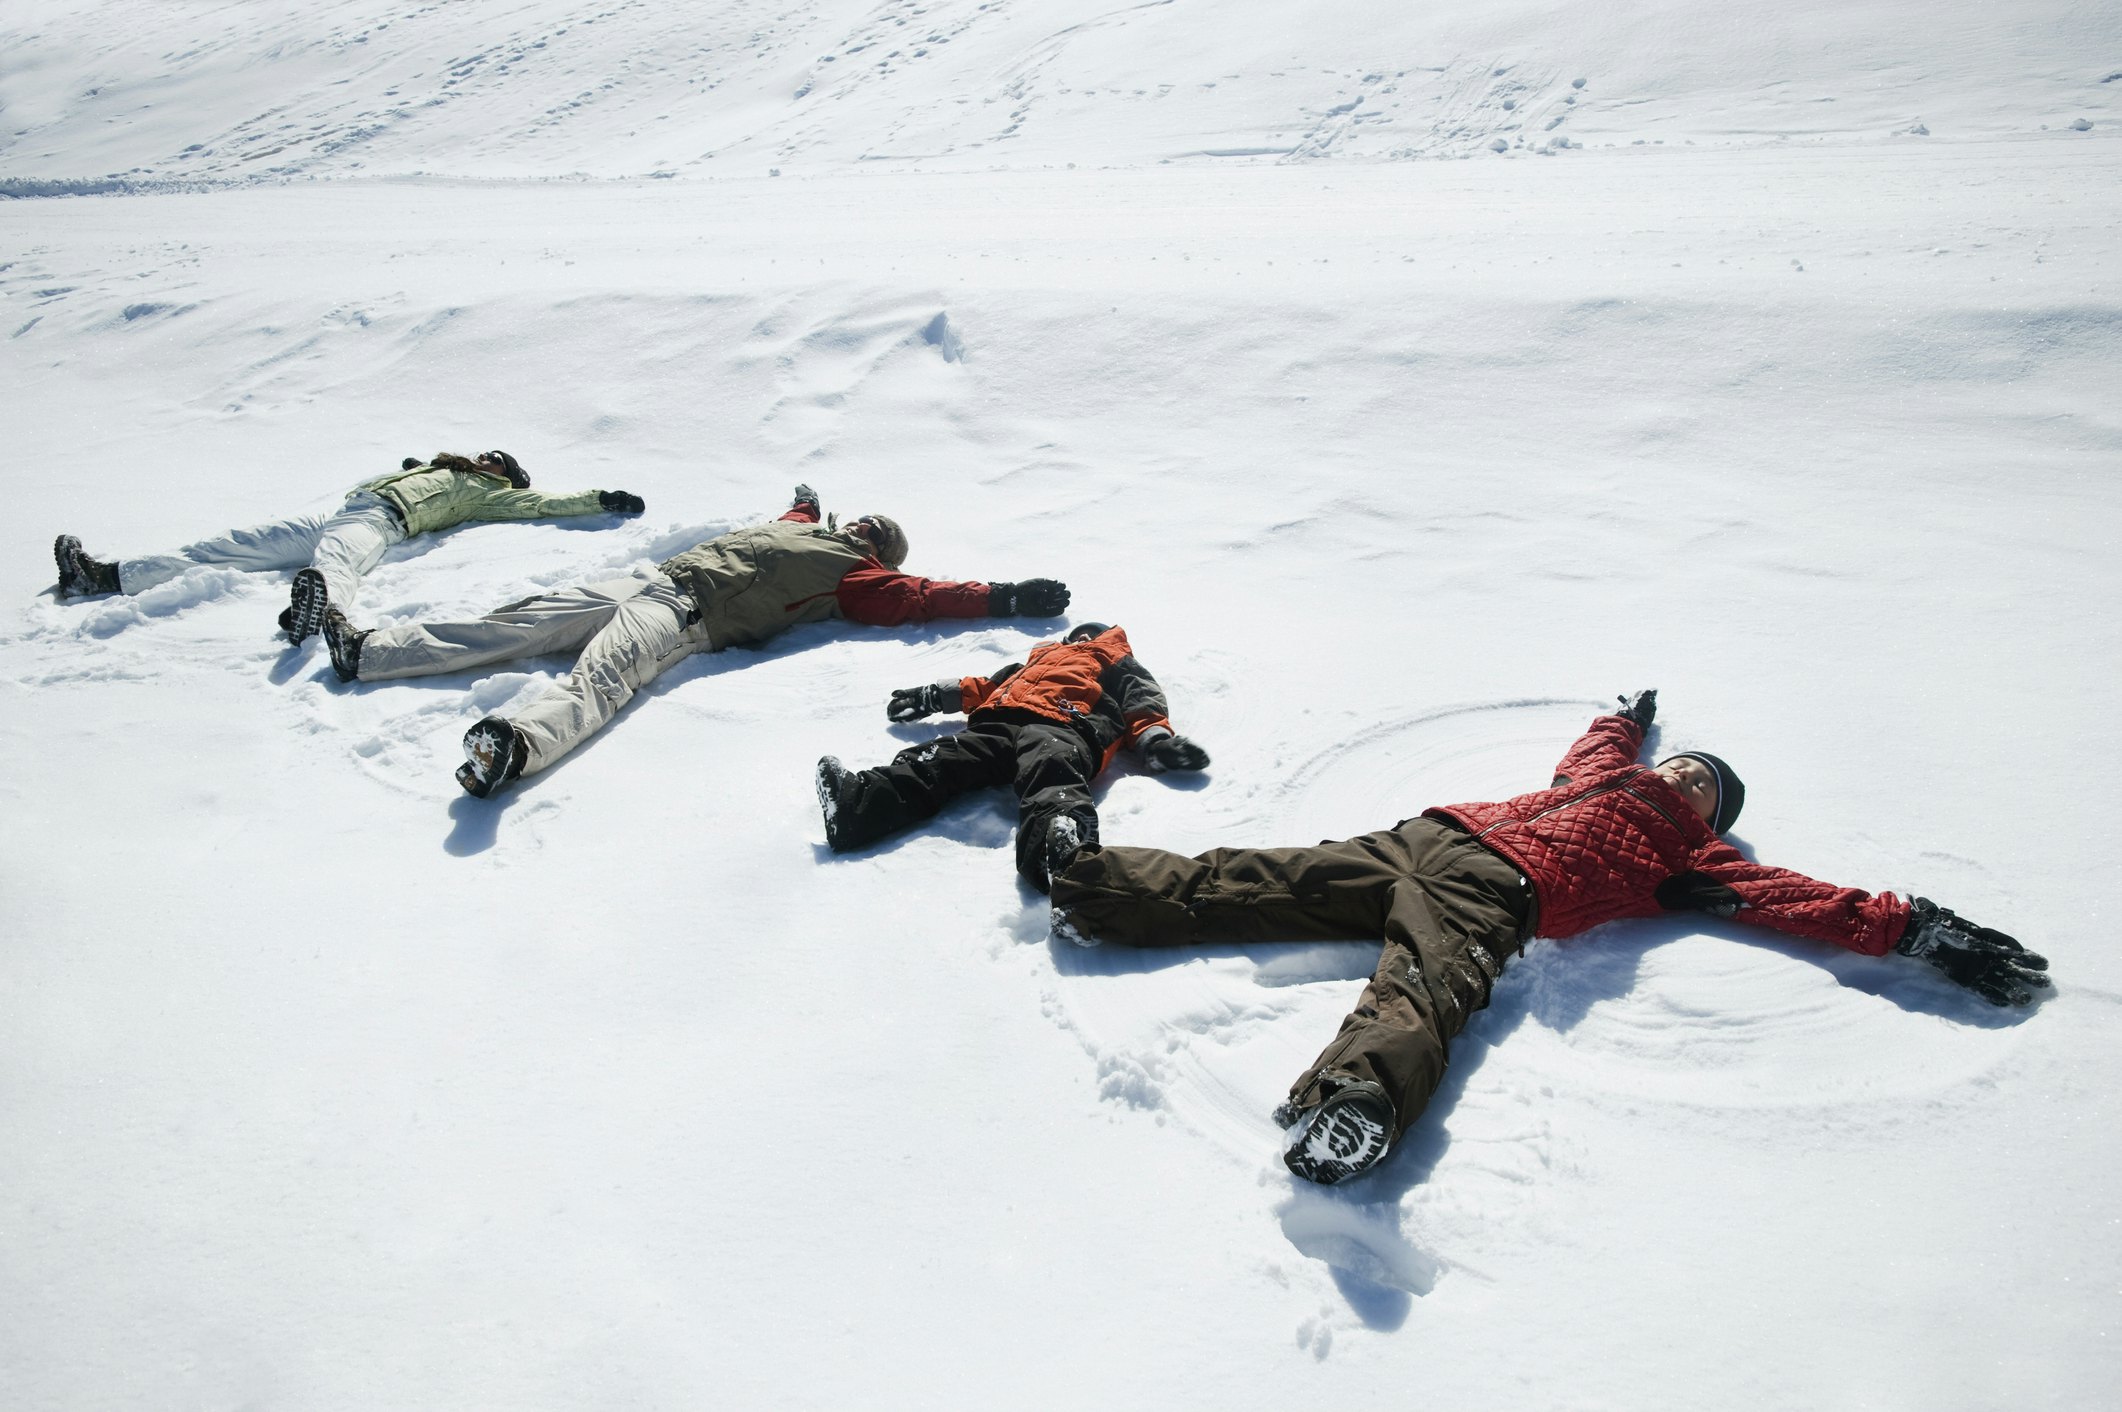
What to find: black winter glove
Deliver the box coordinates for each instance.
[599,491,646,515]
[886,681,959,723]
[989,578,1070,617]
[791,483,821,517]
[1894,897,2050,1006]
[401,456,423,471]
[1616,688,1657,729]
[1142,730,1211,774]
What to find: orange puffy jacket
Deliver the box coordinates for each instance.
[958,625,1173,767]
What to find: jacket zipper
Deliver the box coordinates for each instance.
[1475,771,1640,840]
[1624,784,1686,833]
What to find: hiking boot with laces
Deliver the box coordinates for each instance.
[54,535,120,598]
[323,608,368,682]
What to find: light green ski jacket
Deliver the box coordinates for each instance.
[354,464,607,537]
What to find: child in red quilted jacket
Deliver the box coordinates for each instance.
[1048,690,2048,1186]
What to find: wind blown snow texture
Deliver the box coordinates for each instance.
[2,4,2119,1410]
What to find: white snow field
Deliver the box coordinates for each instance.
[4,3,2120,1408]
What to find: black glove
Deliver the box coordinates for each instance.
[791,483,821,517]
[401,456,422,471]
[989,578,1070,617]
[599,491,646,515]
[887,681,958,723]
[1654,870,1742,918]
[1142,731,1210,774]
[1894,897,2050,1006]
[1615,689,1657,729]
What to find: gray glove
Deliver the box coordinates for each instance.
[791,484,821,517]
[1895,897,2050,1006]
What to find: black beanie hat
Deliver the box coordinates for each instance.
[1663,752,1747,834]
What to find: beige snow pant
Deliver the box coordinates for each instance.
[117,491,406,607]
[355,571,711,776]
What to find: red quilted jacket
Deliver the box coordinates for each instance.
[1427,714,1910,955]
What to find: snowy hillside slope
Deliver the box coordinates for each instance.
[2,0,2117,187]
[4,4,2122,1411]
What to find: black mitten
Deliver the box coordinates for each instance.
[599,491,646,514]
[1616,689,1658,729]
[1895,897,2051,1006]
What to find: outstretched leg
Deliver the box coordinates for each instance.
[113,512,331,595]
[821,722,1020,853]
[351,573,649,682]
[502,575,710,778]
[1009,721,1102,891]
[1285,822,1531,1146]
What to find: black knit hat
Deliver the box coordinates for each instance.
[1662,752,1747,834]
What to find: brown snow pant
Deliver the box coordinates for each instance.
[1049,817,1535,1139]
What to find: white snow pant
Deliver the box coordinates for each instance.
[117,492,407,609]
[354,571,712,776]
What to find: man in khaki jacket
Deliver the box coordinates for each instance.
[325,485,1071,798]
[52,451,642,643]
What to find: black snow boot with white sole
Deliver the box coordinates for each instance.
[457,717,528,798]
[1279,1078,1394,1186]
[284,568,329,644]
[54,535,119,598]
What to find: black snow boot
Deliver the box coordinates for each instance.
[284,568,329,644]
[323,608,368,683]
[1279,1078,1394,1186]
[815,756,856,851]
[457,717,528,798]
[1039,812,1095,894]
[53,535,120,598]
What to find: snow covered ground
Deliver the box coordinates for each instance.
[3,4,2119,1409]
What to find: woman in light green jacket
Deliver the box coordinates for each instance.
[53,451,644,642]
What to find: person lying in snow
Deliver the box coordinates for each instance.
[814,622,1211,890]
[52,451,642,643]
[326,485,1071,799]
[1046,690,2048,1187]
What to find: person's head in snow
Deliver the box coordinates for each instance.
[1651,752,1745,833]
[814,620,1210,892]
[1046,688,2048,1188]
[324,483,1067,799]
[50,449,644,647]
[846,513,908,568]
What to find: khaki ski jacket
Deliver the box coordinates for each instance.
[658,507,993,650]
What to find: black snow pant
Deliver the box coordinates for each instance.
[1048,817,1536,1139]
[831,718,1102,889]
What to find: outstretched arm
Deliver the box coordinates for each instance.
[1663,838,1911,955]
[887,662,1021,721]
[472,486,619,522]
[1552,709,1647,787]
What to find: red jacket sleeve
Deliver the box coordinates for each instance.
[1685,839,1911,956]
[780,506,818,524]
[1552,714,1644,786]
[834,562,993,627]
